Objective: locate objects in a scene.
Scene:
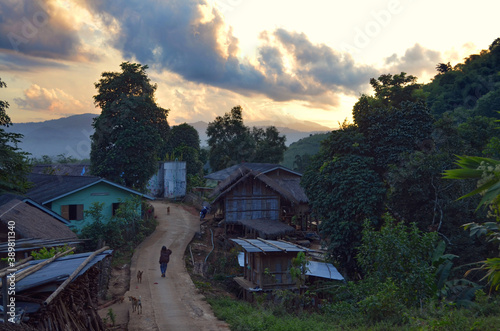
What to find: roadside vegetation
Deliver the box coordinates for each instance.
[79,197,157,266]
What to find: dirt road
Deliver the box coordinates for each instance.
[126,200,229,331]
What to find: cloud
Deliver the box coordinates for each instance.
[83,0,376,109]
[0,51,67,71]
[384,43,442,80]
[0,0,97,62]
[14,84,88,115]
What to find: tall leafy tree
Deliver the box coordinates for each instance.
[251,126,287,163]
[163,123,203,178]
[90,62,169,190]
[206,106,287,171]
[207,106,254,171]
[164,123,200,155]
[302,150,385,276]
[0,78,31,194]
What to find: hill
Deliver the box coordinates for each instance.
[4,113,96,160]
[5,114,331,159]
[281,133,329,171]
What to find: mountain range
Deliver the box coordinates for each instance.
[5,113,331,159]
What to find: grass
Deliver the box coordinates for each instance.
[206,293,500,331]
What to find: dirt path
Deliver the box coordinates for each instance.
[126,200,229,331]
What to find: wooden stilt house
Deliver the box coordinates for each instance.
[209,166,300,239]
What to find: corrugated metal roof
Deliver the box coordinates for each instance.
[306,261,344,281]
[13,250,113,293]
[231,238,306,253]
[236,252,344,281]
[0,238,85,253]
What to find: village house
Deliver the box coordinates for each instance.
[207,164,310,239]
[25,173,154,232]
[231,238,344,302]
[0,194,82,263]
[32,161,187,199]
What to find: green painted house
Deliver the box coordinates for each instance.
[26,173,154,232]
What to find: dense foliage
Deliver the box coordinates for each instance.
[0,77,31,194]
[206,106,287,171]
[190,38,500,330]
[302,37,500,283]
[90,62,170,190]
[444,156,500,290]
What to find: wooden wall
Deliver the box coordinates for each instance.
[245,252,296,289]
[224,177,280,223]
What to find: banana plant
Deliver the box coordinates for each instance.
[443,155,500,291]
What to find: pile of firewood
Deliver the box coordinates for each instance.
[28,267,105,330]
[3,247,111,331]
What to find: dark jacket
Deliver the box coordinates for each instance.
[159,248,172,264]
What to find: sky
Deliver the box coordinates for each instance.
[0,0,499,129]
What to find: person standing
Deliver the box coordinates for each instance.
[159,245,172,277]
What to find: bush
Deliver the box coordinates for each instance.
[30,244,74,260]
[358,278,407,323]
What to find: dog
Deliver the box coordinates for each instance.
[129,296,139,313]
[137,270,143,284]
[137,296,142,314]
[128,296,142,314]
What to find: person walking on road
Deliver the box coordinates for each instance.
[159,245,172,278]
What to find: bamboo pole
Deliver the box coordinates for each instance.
[237,237,266,254]
[0,256,33,276]
[257,237,286,251]
[14,247,77,283]
[0,248,75,287]
[43,246,109,306]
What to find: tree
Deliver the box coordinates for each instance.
[302,153,386,276]
[90,62,170,190]
[353,95,434,171]
[367,72,423,108]
[251,126,287,163]
[357,214,439,306]
[206,106,254,171]
[436,62,452,74]
[0,77,31,194]
[162,123,200,157]
[206,106,287,171]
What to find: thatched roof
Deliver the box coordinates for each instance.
[210,166,299,205]
[231,219,295,239]
[205,163,302,181]
[272,177,308,203]
[0,199,77,240]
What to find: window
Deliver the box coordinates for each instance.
[61,204,84,221]
[112,203,122,216]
